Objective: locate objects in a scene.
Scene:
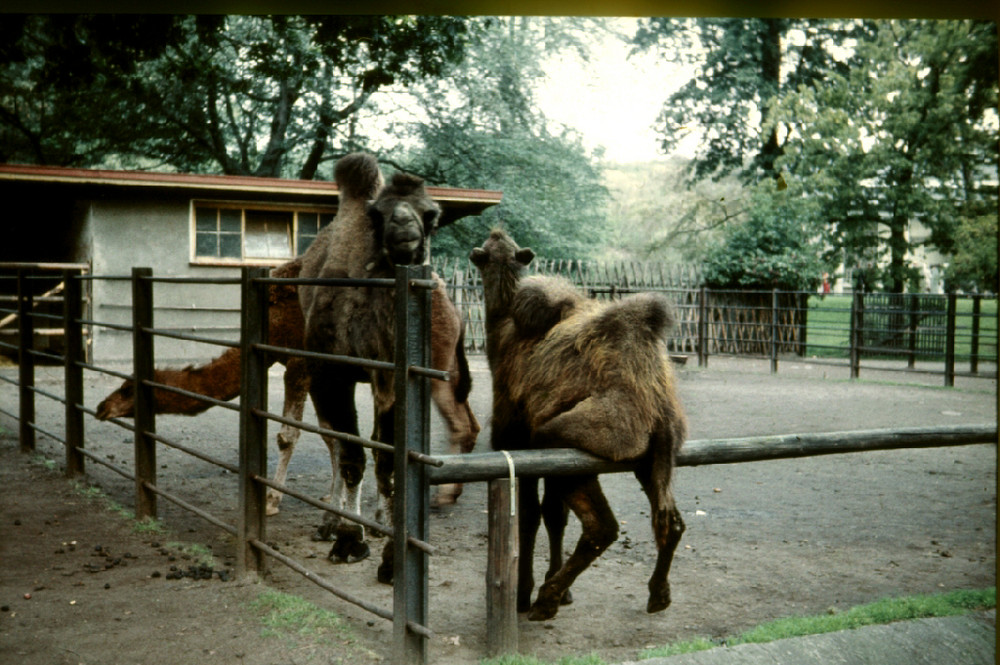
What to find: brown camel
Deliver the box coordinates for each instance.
[96,259,479,517]
[298,152,456,583]
[470,228,687,621]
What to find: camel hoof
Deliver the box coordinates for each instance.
[527,599,559,621]
[560,589,573,606]
[327,527,370,564]
[376,541,394,584]
[646,587,671,614]
[312,523,336,542]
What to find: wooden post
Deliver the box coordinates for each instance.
[697,287,708,368]
[238,267,269,578]
[769,289,779,374]
[63,269,85,477]
[131,267,157,520]
[17,269,35,453]
[487,476,519,657]
[944,292,957,387]
[969,294,981,375]
[393,264,432,665]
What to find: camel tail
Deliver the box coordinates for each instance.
[335,152,384,201]
[453,325,473,405]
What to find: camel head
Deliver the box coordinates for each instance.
[470,228,536,274]
[95,381,135,420]
[367,171,441,267]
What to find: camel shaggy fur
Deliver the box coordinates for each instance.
[96,243,479,520]
[470,228,687,621]
[298,152,451,583]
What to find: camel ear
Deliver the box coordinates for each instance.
[515,248,535,266]
[366,201,384,228]
[470,247,489,268]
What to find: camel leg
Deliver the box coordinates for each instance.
[516,476,542,613]
[531,391,648,462]
[373,405,396,585]
[541,478,573,606]
[528,475,618,621]
[429,378,481,507]
[267,359,309,516]
[634,440,685,613]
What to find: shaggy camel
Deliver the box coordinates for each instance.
[95,252,479,518]
[470,228,687,621]
[298,152,452,583]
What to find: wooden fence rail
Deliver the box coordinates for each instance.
[426,423,998,656]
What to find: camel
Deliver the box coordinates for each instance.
[470,228,687,621]
[298,152,456,583]
[95,254,479,518]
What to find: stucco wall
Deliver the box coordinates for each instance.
[88,198,243,364]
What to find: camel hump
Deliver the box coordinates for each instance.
[593,293,675,342]
[335,152,384,201]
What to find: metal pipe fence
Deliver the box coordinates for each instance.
[0,261,441,664]
[432,259,996,387]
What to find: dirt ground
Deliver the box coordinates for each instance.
[1,355,996,665]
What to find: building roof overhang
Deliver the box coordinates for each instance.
[0,163,502,227]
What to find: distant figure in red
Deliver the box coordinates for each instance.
[821,272,831,299]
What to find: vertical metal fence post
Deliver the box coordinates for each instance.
[238,267,269,578]
[17,269,35,453]
[392,264,431,665]
[63,269,85,476]
[697,286,708,368]
[849,291,862,379]
[970,294,981,375]
[907,295,919,369]
[944,292,957,387]
[770,289,779,374]
[132,267,157,520]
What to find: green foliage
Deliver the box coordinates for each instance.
[769,19,998,293]
[402,17,609,260]
[632,18,865,184]
[640,588,995,660]
[702,180,824,290]
[0,15,471,177]
[944,215,999,293]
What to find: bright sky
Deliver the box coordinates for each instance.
[536,19,699,164]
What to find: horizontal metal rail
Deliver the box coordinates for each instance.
[142,379,241,413]
[77,361,134,383]
[427,424,998,485]
[77,447,134,480]
[78,318,134,333]
[139,480,237,536]
[249,538,395,622]
[141,326,239,349]
[257,343,394,373]
[252,406,443,467]
[148,431,240,474]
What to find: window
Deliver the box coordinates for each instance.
[192,203,335,265]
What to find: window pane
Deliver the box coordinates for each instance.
[220,233,242,258]
[220,209,242,233]
[296,212,319,254]
[245,210,292,259]
[195,208,217,232]
[319,212,335,228]
[195,232,218,257]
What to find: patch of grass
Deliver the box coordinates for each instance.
[248,590,376,664]
[639,588,995,660]
[250,589,354,639]
[68,478,165,534]
[166,541,216,567]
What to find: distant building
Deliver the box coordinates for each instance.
[0,163,501,363]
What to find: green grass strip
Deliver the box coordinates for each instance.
[640,587,995,659]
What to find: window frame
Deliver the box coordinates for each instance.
[189,200,337,267]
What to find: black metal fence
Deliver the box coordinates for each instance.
[0,262,440,664]
[432,259,997,387]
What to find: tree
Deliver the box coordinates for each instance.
[770,19,998,293]
[944,215,999,293]
[0,15,471,178]
[398,17,610,260]
[631,18,865,184]
[702,179,825,291]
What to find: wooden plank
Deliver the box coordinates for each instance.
[427,425,997,485]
